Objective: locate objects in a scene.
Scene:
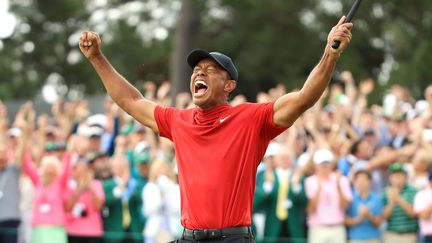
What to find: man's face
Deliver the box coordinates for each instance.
[357,140,373,160]
[389,172,407,188]
[190,58,232,110]
[354,173,371,192]
[315,162,332,176]
[137,163,150,178]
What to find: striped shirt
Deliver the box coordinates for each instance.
[383,185,418,232]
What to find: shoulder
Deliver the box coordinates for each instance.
[404,185,417,194]
[233,102,274,112]
[155,105,193,118]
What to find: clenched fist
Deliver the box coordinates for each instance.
[79,31,102,59]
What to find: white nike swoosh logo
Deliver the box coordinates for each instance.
[220,115,231,123]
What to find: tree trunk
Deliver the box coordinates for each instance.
[170,0,203,106]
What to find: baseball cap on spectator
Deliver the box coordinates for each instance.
[45,141,67,151]
[87,114,107,129]
[134,141,150,155]
[313,149,334,165]
[135,151,151,165]
[87,126,104,138]
[7,128,21,138]
[388,163,406,174]
[423,129,432,143]
[416,100,429,114]
[187,49,238,81]
[264,142,280,158]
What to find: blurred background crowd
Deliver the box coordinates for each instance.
[1,0,432,242]
[1,72,432,243]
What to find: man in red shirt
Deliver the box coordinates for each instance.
[79,16,353,242]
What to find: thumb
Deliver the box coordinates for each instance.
[336,16,346,26]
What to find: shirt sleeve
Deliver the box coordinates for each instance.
[22,151,40,185]
[382,191,389,206]
[304,176,316,199]
[414,190,428,214]
[339,176,353,202]
[143,183,162,216]
[154,105,178,140]
[346,201,355,217]
[406,187,417,204]
[372,194,384,216]
[59,152,72,188]
[254,102,288,140]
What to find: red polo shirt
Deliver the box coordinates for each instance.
[154,102,286,229]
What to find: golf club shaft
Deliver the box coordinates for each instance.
[331,0,362,49]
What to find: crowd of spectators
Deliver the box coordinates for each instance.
[0,71,432,243]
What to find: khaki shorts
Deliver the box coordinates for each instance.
[308,225,346,243]
[383,231,417,243]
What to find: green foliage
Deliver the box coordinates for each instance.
[0,0,431,102]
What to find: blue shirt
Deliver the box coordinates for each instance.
[347,190,383,240]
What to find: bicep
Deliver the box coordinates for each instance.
[273,91,308,128]
[120,98,158,132]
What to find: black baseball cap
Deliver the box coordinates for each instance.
[187,49,238,81]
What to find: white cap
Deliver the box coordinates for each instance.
[87,126,104,137]
[264,142,280,158]
[415,100,429,114]
[87,114,108,129]
[78,125,104,138]
[134,141,150,155]
[423,129,432,143]
[7,128,22,137]
[313,149,334,165]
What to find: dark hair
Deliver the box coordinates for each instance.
[350,140,362,155]
[353,169,372,181]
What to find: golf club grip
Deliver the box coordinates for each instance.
[331,0,362,49]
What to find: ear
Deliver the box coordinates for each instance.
[224,80,237,93]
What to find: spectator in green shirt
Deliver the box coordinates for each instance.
[382,163,418,243]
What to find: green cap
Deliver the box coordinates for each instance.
[388,163,406,174]
[134,152,151,164]
[44,142,57,151]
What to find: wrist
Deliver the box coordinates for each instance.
[88,52,104,62]
[325,45,342,60]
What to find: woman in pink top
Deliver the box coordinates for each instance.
[65,160,105,243]
[23,151,71,243]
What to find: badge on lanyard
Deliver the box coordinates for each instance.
[39,203,51,213]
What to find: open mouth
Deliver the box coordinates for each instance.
[194,80,208,95]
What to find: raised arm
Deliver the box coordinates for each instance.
[79,31,158,132]
[273,16,353,127]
